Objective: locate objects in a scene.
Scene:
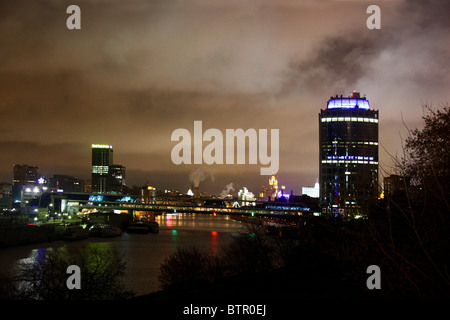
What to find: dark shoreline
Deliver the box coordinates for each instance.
[0,224,65,248]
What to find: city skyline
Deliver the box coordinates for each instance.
[0,0,449,195]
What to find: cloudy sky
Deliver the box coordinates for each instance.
[0,0,448,196]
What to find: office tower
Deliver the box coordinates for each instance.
[319,91,379,216]
[91,144,113,193]
[13,164,39,186]
[107,164,126,194]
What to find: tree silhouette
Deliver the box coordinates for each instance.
[1,244,134,300]
[367,103,450,298]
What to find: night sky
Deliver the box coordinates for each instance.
[0,0,448,196]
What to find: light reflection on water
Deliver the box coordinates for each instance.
[0,213,244,296]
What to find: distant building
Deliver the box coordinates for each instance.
[91,144,113,193]
[319,91,379,216]
[91,144,126,194]
[13,164,39,186]
[141,186,156,204]
[383,174,410,197]
[11,165,47,207]
[0,183,12,209]
[49,174,84,193]
[260,175,279,201]
[302,179,319,198]
[238,187,256,206]
[12,184,47,207]
[107,164,126,194]
[0,183,12,198]
[84,179,92,193]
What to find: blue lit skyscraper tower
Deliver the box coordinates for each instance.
[319,91,379,216]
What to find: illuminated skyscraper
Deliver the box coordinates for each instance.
[91,144,126,194]
[319,91,379,216]
[91,144,113,193]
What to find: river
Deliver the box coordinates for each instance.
[0,213,245,296]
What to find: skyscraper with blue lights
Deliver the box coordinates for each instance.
[319,91,379,216]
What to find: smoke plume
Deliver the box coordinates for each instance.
[189,168,214,188]
[220,183,235,198]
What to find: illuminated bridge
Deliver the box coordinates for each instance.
[34,192,319,218]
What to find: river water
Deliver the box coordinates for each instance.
[0,213,245,296]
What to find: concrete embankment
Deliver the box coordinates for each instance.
[0,224,65,248]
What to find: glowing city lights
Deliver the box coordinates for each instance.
[327,98,370,110]
[91,144,112,149]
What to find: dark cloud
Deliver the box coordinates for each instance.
[400,0,450,29]
[279,0,449,99]
[280,34,383,96]
[0,140,89,181]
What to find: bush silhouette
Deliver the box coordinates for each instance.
[1,244,134,300]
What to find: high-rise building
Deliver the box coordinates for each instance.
[13,164,39,186]
[11,164,46,207]
[91,144,126,194]
[107,164,126,194]
[91,144,113,193]
[319,91,379,216]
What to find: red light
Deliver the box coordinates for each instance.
[211,231,218,236]
[213,212,217,217]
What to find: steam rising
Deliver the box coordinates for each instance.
[220,183,235,198]
[189,168,214,188]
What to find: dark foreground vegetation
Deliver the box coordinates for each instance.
[136,214,447,301]
[0,244,134,300]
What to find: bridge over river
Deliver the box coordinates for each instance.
[33,192,319,219]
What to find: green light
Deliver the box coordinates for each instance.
[172,230,178,235]
[251,212,255,217]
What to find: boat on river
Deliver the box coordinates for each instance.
[63,225,89,241]
[127,221,159,234]
[88,223,122,238]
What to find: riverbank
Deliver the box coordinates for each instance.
[0,224,65,248]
